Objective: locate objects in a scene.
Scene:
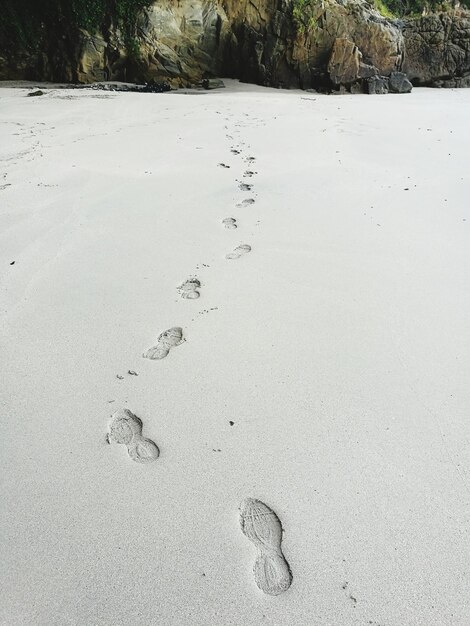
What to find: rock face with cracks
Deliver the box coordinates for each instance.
[403,11,470,88]
[0,1,469,90]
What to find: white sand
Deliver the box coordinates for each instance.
[1,81,469,625]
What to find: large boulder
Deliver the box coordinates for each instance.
[133,0,231,85]
[328,38,362,84]
[389,71,412,93]
[75,0,231,86]
[366,75,389,93]
[77,33,109,82]
[290,0,403,89]
[328,37,379,86]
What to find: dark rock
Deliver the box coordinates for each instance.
[403,12,470,87]
[27,89,44,97]
[350,81,364,94]
[91,82,132,92]
[366,76,389,94]
[90,80,171,93]
[389,71,412,93]
[435,75,470,88]
[358,62,378,79]
[201,78,226,90]
[139,80,171,93]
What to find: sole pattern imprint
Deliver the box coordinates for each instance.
[178,278,201,299]
[226,244,251,260]
[107,408,160,463]
[143,327,184,360]
[222,217,238,229]
[239,498,292,596]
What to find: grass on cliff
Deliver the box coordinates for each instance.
[373,0,395,17]
[292,0,324,33]
[292,0,470,25]
[0,0,153,54]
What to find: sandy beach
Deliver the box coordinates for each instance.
[1,81,469,625]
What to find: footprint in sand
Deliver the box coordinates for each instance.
[237,198,255,207]
[107,408,159,464]
[143,327,184,360]
[239,498,292,596]
[226,244,251,260]
[222,217,237,230]
[178,278,201,299]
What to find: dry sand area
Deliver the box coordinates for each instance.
[1,80,469,625]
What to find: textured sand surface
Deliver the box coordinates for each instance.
[1,81,469,625]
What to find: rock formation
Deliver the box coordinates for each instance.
[0,0,469,91]
[403,11,470,87]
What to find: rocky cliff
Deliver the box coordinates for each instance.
[0,0,469,91]
[403,10,470,87]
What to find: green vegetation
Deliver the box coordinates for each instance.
[372,0,395,18]
[292,0,325,34]
[1,0,469,56]
[379,0,470,16]
[0,0,153,55]
[292,0,314,24]
[292,0,470,23]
